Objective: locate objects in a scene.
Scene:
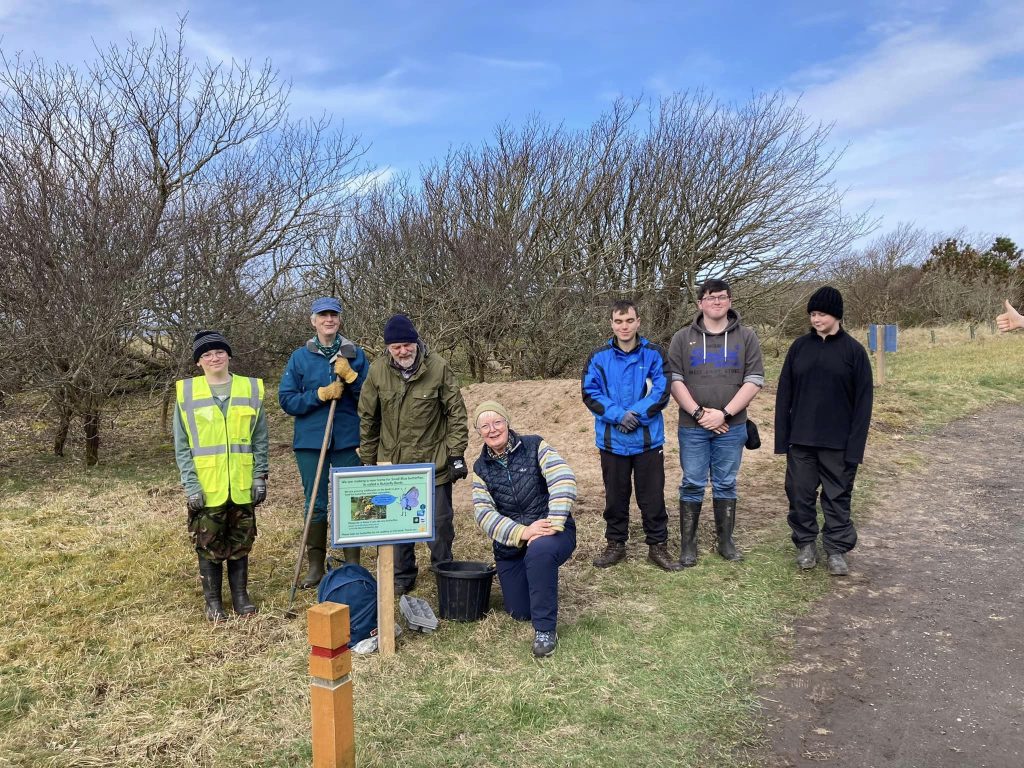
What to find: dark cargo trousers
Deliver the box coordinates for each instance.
[395,482,454,591]
[785,445,859,555]
[599,447,669,545]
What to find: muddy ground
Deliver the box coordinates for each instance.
[760,408,1024,767]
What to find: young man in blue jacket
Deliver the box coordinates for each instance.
[279,297,369,588]
[582,300,679,571]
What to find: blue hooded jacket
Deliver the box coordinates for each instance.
[279,336,369,451]
[581,336,670,456]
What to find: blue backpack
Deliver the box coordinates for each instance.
[317,562,378,644]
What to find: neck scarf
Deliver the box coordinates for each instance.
[314,335,342,360]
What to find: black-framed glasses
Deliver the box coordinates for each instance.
[700,294,731,304]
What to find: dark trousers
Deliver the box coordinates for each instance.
[600,447,668,545]
[496,520,577,632]
[785,445,859,554]
[294,447,360,524]
[395,482,454,588]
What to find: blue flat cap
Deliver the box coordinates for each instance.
[311,297,342,314]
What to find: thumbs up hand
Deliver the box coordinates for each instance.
[996,300,1024,332]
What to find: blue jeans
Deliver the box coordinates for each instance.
[678,423,747,502]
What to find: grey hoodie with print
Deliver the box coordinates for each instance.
[667,309,765,428]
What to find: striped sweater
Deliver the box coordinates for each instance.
[471,437,577,548]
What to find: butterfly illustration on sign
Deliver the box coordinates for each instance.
[400,486,419,513]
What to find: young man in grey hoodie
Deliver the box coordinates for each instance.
[667,279,764,567]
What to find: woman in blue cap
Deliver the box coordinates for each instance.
[279,297,369,588]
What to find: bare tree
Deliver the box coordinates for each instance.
[0,24,365,462]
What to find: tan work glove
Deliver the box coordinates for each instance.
[334,356,358,384]
[317,380,344,401]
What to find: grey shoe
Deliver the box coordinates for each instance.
[532,630,558,657]
[796,543,818,570]
[593,540,627,568]
[826,553,849,576]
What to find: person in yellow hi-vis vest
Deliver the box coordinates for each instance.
[174,330,269,622]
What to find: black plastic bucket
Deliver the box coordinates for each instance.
[432,561,496,622]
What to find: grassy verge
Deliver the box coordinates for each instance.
[2,328,1023,767]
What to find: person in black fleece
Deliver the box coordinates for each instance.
[774,286,873,576]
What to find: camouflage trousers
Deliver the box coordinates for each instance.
[188,501,257,562]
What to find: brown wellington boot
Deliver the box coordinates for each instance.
[593,540,627,568]
[648,543,683,572]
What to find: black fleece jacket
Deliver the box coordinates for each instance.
[774,328,873,464]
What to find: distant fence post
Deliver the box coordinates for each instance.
[308,603,355,768]
[970,324,977,340]
[930,329,936,344]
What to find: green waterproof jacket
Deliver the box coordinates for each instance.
[357,344,469,485]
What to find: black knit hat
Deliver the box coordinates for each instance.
[383,314,418,344]
[192,330,232,363]
[807,286,844,319]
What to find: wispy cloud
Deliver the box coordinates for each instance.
[454,53,553,72]
[289,81,450,126]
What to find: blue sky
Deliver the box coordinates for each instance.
[1,0,1021,245]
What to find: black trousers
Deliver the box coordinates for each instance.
[600,447,668,545]
[395,482,454,589]
[785,445,859,554]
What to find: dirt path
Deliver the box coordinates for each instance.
[761,408,1024,767]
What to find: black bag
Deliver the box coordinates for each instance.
[745,420,761,450]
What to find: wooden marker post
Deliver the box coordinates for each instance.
[377,545,396,657]
[875,345,887,386]
[308,603,355,768]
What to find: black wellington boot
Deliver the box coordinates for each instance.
[713,498,744,562]
[198,556,227,623]
[301,520,328,589]
[679,501,702,567]
[227,556,258,616]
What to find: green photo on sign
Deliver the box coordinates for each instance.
[328,463,435,547]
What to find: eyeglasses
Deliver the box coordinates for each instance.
[701,294,731,304]
[200,350,228,360]
[476,418,507,434]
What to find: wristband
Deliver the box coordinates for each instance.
[692,406,705,420]
[722,407,732,419]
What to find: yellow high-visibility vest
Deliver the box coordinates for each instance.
[176,374,265,506]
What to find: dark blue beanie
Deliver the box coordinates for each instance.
[383,314,418,344]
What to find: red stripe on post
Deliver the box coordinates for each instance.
[311,644,350,659]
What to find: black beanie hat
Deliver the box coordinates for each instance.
[383,314,418,344]
[192,330,232,363]
[807,286,844,319]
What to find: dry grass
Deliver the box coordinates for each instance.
[3,327,1024,767]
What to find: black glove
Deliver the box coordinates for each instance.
[619,410,640,432]
[252,477,267,506]
[448,456,468,483]
[186,492,205,513]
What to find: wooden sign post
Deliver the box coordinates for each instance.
[377,545,396,657]
[308,603,355,768]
